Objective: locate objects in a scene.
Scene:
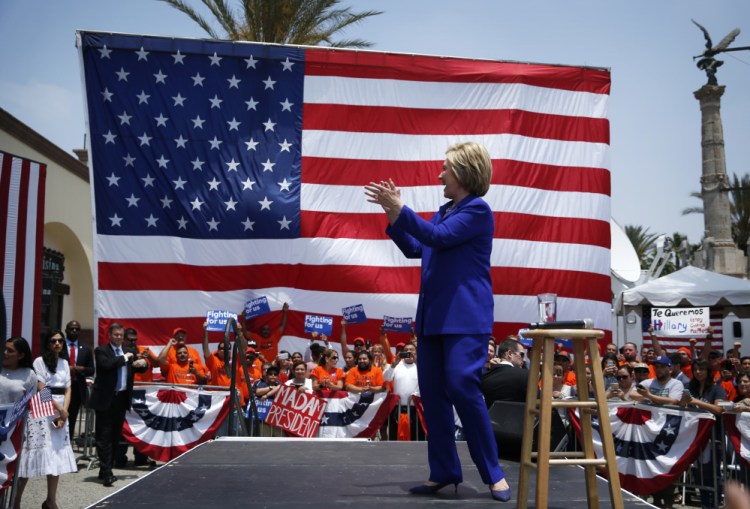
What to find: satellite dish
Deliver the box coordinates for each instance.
[611,219,641,283]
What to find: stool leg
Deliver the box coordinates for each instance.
[532,337,555,509]
[586,338,624,509]
[572,338,600,509]
[517,338,542,509]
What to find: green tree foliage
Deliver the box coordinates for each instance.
[158,0,382,47]
[729,173,750,255]
[682,173,750,254]
[624,225,659,270]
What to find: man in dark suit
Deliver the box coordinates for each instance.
[481,338,529,406]
[88,322,148,487]
[60,320,95,443]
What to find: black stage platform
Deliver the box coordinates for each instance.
[89,438,654,508]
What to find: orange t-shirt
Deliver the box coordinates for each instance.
[166,345,205,367]
[681,365,693,379]
[134,345,156,383]
[206,354,250,404]
[721,379,737,401]
[249,330,281,359]
[345,366,384,389]
[311,365,345,387]
[162,361,209,385]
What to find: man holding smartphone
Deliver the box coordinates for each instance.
[634,356,682,405]
[383,342,419,440]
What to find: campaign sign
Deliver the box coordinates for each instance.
[244,296,271,320]
[303,314,333,336]
[517,329,533,348]
[265,386,326,438]
[342,304,367,324]
[206,310,238,332]
[252,398,274,422]
[383,315,412,332]
[651,307,710,336]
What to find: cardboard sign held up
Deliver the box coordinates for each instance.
[265,386,326,438]
[205,310,238,332]
[383,315,412,333]
[304,314,333,336]
[244,297,271,320]
[342,304,367,324]
[651,307,710,337]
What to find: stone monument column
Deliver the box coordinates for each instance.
[693,84,747,277]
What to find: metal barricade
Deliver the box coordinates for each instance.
[723,412,750,488]
[674,418,724,508]
[371,395,426,442]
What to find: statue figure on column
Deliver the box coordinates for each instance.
[692,19,741,85]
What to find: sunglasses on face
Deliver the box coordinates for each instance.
[49,339,65,344]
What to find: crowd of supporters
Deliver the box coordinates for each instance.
[4,309,750,507]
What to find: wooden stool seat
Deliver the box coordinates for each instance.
[517,329,623,509]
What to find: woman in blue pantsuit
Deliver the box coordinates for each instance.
[365,141,510,502]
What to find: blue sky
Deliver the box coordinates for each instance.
[1,0,749,244]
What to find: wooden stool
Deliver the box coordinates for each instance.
[517,329,623,509]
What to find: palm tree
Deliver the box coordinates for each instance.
[681,191,703,216]
[659,231,697,275]
[682,172,750,254]
[729,173,750,255]
[158,0,382,47]
[624,224,659,269]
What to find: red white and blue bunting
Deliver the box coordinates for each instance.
[317,391,399,439]
[123,386,230,462]
[724,412,750,469]
[0,413,23,493]
[0,387,34,492]
[570,402,715,495]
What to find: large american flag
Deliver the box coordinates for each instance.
[0,151,46,348]
[78,31,611,350]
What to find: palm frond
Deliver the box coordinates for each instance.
[158,0,222,39]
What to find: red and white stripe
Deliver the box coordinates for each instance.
[93,47,611,347]
[0,151,46,351]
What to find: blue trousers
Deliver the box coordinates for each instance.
[417,333,505,485]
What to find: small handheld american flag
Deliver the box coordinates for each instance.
[30,387,57,419]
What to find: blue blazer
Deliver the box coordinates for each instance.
[386,194,494,337]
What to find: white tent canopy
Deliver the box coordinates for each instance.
[622,265,750,307]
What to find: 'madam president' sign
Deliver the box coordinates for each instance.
[265,386,326,438]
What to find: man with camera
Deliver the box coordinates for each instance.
[383,342,419,440]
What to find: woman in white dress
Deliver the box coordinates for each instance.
[14,330,77,509]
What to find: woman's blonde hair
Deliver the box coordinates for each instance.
[445,141,493,196]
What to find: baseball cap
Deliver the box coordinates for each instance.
[677,347,692,356]
[353,337,365,346]
[245,347,257,355]
[633,362,649,371]
[653,355,672,367]
[395,342,406,350]
[554,352,570,360]
[172,327,187,337]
